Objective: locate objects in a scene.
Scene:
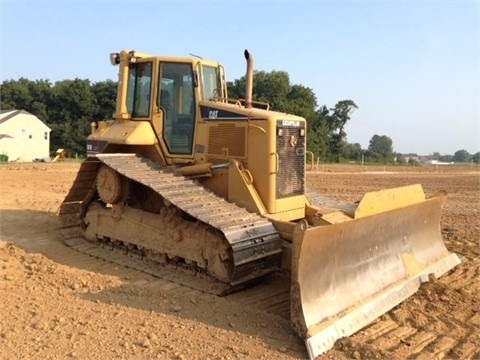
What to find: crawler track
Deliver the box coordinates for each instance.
[58,154,283,294]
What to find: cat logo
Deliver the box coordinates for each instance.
[208,110,219,120]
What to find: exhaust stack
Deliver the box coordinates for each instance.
[244,50,253,109]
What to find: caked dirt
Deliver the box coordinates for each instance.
[0,162,479,359]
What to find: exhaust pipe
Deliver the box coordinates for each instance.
[244,50,253,109]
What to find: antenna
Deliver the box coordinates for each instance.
[189,53,203,60]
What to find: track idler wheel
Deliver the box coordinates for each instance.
[96,165,127,204]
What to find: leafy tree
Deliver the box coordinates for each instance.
[453,149,472,163]
[329,133,344,161]
[284,84,317,121]
[307,106,331,161]
[439,154,454,163]
[48,79,96,124]
[91,80,117,120]
[1,78,52,122]
[228,70,290,111]
[1,78,33,110]
[344,142,362,161]
[49,118,91,157]
[253,71,291,111]
[328,100,358,162]
[472,152,480,164]
[407,157,419,166]
[395,153,404,164]
[227,70,318,120]
[46,79,97,154]
[367,134,394,163]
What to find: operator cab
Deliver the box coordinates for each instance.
[113,51,226,156]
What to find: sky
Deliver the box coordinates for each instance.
[1,0,478,155]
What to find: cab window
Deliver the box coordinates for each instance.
[158,62,195,154]
[126,62,152,117]
[202,65,221,100]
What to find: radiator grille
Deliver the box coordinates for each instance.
[276,126,305,199]
[208,124,246,158]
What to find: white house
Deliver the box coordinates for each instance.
[0,110,51,162]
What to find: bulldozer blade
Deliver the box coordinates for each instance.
[291,194,460,359]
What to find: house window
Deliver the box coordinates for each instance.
[44,132,48,140]
[22,129,26,136]
[29,135,32,139]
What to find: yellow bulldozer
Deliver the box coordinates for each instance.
[59,49,460,359]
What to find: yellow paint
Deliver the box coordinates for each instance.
[89,121,156,145]
[354,184,426,218]
[228,159,267,215]
[401,252,425,277]
[320,211,353,225]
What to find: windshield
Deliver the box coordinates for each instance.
[126,62,152,117]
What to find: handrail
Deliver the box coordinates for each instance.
[270,152,279,174]
[211,97,270,110]
[306,151,315,171]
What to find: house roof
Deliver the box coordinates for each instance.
[0,134,14,140]
[0,110,28,125]
[0,109,50,130]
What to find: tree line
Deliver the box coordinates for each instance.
[1,78,116,156]
[1,75,478,164]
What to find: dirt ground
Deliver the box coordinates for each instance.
[0,162,478,359]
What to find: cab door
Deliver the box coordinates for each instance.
[156,62,196,156]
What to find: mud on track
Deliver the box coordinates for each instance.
[0,162,479,359]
